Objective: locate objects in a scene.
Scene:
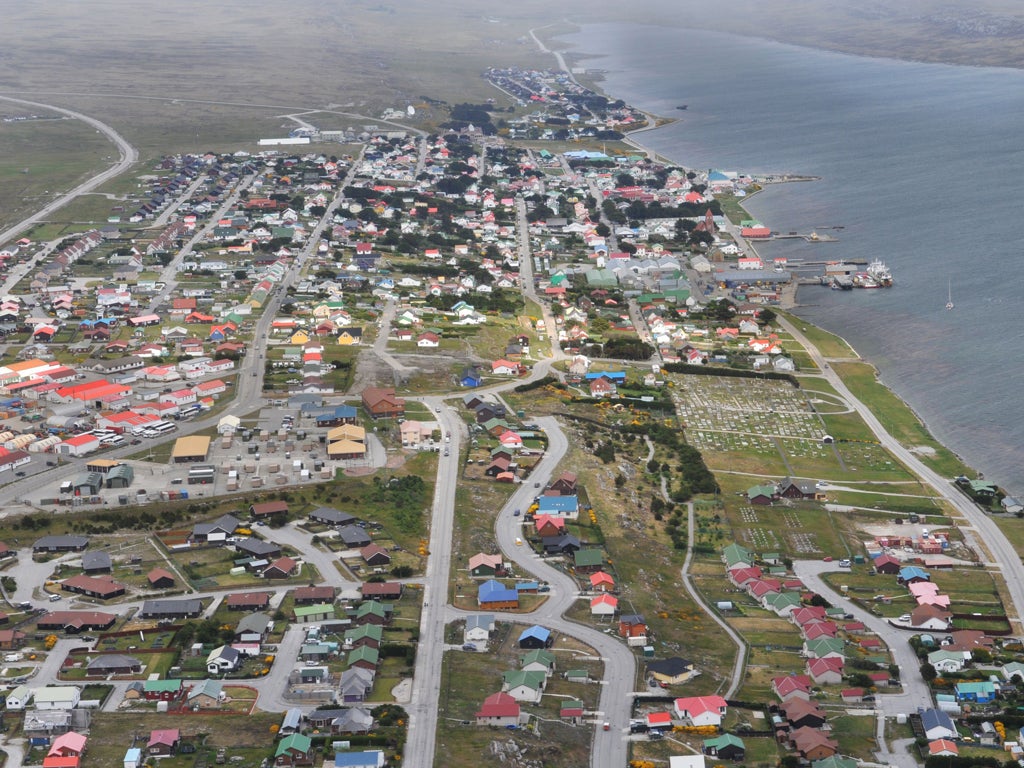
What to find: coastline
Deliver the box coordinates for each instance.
[527,27,986,487]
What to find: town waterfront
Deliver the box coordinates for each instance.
[561,24,1024,496]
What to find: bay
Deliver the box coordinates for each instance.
[561,24,1024,494]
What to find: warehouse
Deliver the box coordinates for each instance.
[171,435,211,463]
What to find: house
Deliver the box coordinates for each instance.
[465,614,495,645]
[235,614,271,644]
[0,629,26,649]
[206,645,241,674]
[590,593,618,616]
[646,711,673,731]
[61,574,125,600]
[191,514,242,543]
[573,548,604,572]
[331,751,385,768]
[274,734,314,767]
[673,695,727,726]
[746,484,776,505]
[928,739,960,757]
[140,599,203,619]
[124,748,143,768]
[338,667,375,703]
[81,551,112,574]
[294,586,336,605]
[469,553,504,577]
[928,649,970,674]
[921,708,957,740]
[703,733,746,761]
[618,614,648,642]
[910,604,952,631]
[344,625,383,650]
[898,566,930,585]
[502,669,546,703]
[34,687,81,710]
[590,571,615,592]
[86,654,142,676]
[263,557,298,579]
[873,554,901,574]
[647,657,697,685]
[475,692,520,726]
[308,507,356,527]
[250,500,289,519]
[46,731,87,759]
[187,678,224,709]
[225,593,270,614]
[143,679,184,701]
[782,699,827,729]
[806,657,844,685]
[521,649,557,676]
[518,625,552,649]
[772,674,812,702]
[147,729,180,757]
[34,535,89,553]
[955,680,997,703]
[477,580,519,610]
[5,684,31,710]
[361,386,405,419]
[339,525,372,548]
[560,699,585,724]
[790,727,838,761]
[360,581,402,601]
[360,544,391,567]
[147,568,176,589]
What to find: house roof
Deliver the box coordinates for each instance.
[646,657,694,677]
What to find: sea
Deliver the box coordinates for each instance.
[560,24,1024,495]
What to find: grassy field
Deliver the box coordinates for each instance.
[0,113,113,233]
[81,711,282,768]
[831,362,971,478]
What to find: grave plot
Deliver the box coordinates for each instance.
[788,532,821,553]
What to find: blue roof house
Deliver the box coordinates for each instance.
[518,625,552,649]
[333,751,385,768]
[478,580,519,608]
[921,708,957,740]
[898,566,930,584]
[537,496,579,518]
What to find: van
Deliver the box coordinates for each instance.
[48,594,62,602]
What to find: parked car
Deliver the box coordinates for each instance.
[461,643,477,651]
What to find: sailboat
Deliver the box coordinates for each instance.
[946,280,954,310]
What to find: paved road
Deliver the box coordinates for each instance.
[404,398,464,766]
[490,416,636,766]
[792,561,931,711]
[0,96,138,247]
[782,316,1024,633]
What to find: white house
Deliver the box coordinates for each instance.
[206,645,241,675]
[673,695,727,727]
[928,649,970,674]
[33,686,81,710]
[465,613,495,645]
[5,684,32,710]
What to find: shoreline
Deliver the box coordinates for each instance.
[527,27,988,489]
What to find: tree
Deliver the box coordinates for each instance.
[758,308,777,325]
[919,662,937,682]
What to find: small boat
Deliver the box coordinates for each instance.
[946,280,954,310]
[676,104,688,110]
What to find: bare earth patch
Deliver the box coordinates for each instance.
[909,445,937,456]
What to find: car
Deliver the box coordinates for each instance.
[822,556,833,562]
[435,407,441,413]
[443,449,450,457]
[899,613,912,622]
[130,439,142,445]
[838,559,851,567]
[48,594,62,602]
[534,481,541,488]
[46,460,56,466]
[80,636,96,643]
[15,471,25,477]
[513,509,521,516]
[461,643,477,651]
